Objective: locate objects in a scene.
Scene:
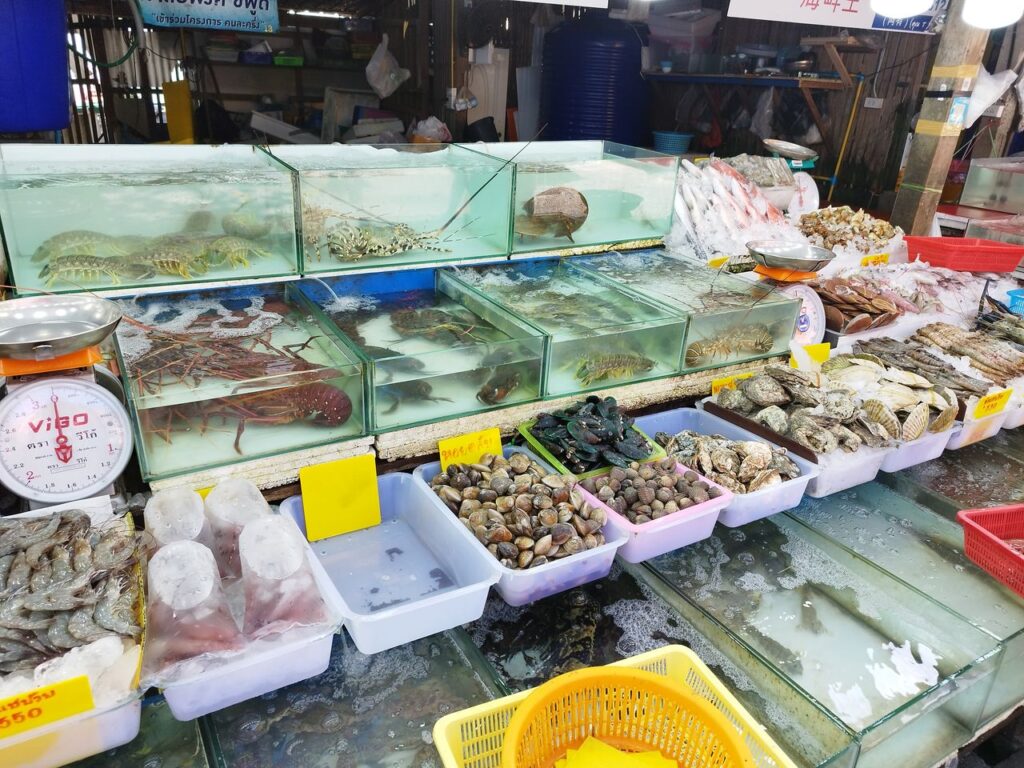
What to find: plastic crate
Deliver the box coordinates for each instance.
[905,236,1024,273]
[433,645,796,768]
[518,420,666,479]
[958,504,1024,599]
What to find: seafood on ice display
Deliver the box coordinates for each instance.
[0,507,143,709]
[667,158,804,262]
[911,322,1024,389]
[142,479,335,685]
[853,337,994,404]
[811,274,906,334]
[799,206,902,254]
[722,154,796,190]
[426,452,608,571]
[655,430,802,494]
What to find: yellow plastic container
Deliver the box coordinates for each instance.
[433,645,797,768]
[503,666,751,768]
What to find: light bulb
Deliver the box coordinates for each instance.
[962,0,1024,29]
[870,0,933,18]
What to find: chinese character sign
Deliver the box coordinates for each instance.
[139,0,279,33]
[728,0,940,33]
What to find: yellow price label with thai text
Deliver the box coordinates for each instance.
[861,253,889,267]
[0,676,94,739]
[708,256,730,269]
[972,389,1013,421]
[711,372,754,396]
[790,342,831,369]
[439,427,502,472]
[300,453,381,542]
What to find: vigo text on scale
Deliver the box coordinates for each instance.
[0,295,133,508]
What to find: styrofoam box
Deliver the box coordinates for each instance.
[160,512,345,721]
[880,428,955,473]
[0,497,143,768]
[283,474,500,654]
[413,447,627,607]
[947,411,1010,451]
[635,408,818,527]
[577,462,731,563]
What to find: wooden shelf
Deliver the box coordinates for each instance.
[197,58,366,73]
[644,71,847,90]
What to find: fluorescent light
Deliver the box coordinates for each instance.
[962,0,1024,29]
[286,9,349,19]
[870,0,932,19]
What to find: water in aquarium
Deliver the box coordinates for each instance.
[471,141,678,253]
[303,270,543,432]
[648,517,1000,768]
[74,698,208,768]
[269,145,513,272]
[452,260,687,397]
[0,145,298,294]
[578,251,800,371]
[789,482,1024,722]
[207,631,501,768]
[114,285,364,480]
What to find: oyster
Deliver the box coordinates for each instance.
[717,386,756,413]
[739,375,790,407]
[754,405,789,434]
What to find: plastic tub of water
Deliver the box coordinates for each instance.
[160,511,345,720]
[634,407,817,527]
[413,447,627,606]
[946,411,1010,451]
[880,428,956,473]
[282,474,500,654]
[652,131,693,155]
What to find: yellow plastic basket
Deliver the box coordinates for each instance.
[433,645,797,768]
[502,666,752,768]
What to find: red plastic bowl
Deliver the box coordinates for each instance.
[958,504,1024,598]
[906,236,1024,273]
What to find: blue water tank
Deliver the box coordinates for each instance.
[541,14,648,144]
[0,0,70,132]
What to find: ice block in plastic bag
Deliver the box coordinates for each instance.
[144,487,215,550]
[239,516,327,639]
[204,477,271,578]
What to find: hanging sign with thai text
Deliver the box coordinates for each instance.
[727,0,942,34]
[139,1,279,33]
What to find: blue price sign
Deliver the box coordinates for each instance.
[139,1,279,33]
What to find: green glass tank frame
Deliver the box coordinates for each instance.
[0,144,300,296]
[113,282,366,482]
[646,515,1003,768]
[462,140,680,255]
[297,266,547,433]
[444,258,689,398]
[576,250,800,373]
[263,144,514,274]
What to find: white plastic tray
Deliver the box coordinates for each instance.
[577,462,730,563]
[159,511,345,720]
[283,474,500,654]
[880,428,954,473]
[1003,402,1024,430]
[635,408,818,527]
[946,411,1010,451]
[413,447,627,607]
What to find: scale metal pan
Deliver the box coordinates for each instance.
[746,240,835,273]
[0,294,122,360]
[763,138,819,162]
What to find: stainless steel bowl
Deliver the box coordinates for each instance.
[0,295,122,360]
[763,138,819,162]
[746,240,835,273]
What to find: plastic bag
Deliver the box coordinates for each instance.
[366,33,410,99]
[144,486,216,551]
[751,88,775,139]
[967,66,1016,129]
[204,477,271,578]
[409,115,452,143]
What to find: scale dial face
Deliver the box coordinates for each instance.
[0,377,133,503]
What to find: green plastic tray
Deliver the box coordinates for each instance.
[518,419,666,479]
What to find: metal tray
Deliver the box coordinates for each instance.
[0,295,122,359]
[746,240,835,272]
[763,139,819,162]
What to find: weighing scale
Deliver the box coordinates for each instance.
[745,240,834,347]
[764,138,819,171]
[0,295,133,508]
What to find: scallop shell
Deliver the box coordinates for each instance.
[863,399,901,439]
[929,400,958,433]
[901,402,930,442]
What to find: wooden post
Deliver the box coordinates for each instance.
[890,0,988,235]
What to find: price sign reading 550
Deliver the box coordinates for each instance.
[0,675,94,738]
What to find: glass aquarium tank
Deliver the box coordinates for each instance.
[299,267,545,432]
[447,259,688,397]
[0,144,299,295]
[114,282,365,481]
[465,141,679,254]
[267,144,513,273]
[788,482,1024,725]
[959,157,1024,214]
[577,250,799,372]
[647,516,1002,768]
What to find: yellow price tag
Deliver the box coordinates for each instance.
[711,372,753,395]
[0,676,94,739]
[438,427,502,471]
[790,342,832,369]
[708,256,730,269]
[299,453,381,542]
[972,389,1013,421]
[196,486,212,500]
[861,253,889,267]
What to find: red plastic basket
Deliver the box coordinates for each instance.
[905,236,1024,273]
[957,504,1024,598]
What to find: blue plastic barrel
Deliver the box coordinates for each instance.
[0,0,70,132]
[652,131,693,154]
[541,14,649,144]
